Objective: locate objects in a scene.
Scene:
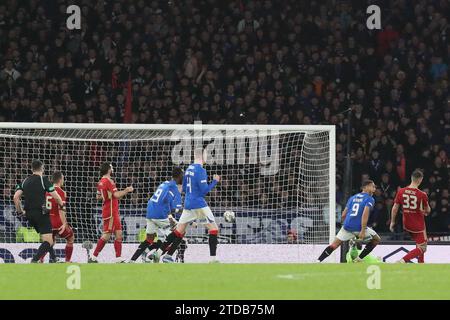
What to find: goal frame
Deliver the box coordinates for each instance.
[0,122,336,243]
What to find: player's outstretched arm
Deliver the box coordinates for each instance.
[58,207,68,233]
[341,207,348,222]
[168,214,178,228]
[50,190,65,208]
[113,186,134,199]
[359,206,370,239]
[390,203,400,232]
[423,194,431,216]
[199,173,220,196]
[13,189,24,214]
[425,203,431,215]
[422,203,431,216]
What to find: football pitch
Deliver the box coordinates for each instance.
[1,263,450,300]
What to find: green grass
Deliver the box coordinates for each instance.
[1,263,450,300]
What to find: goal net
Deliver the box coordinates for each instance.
[0,123,335,263]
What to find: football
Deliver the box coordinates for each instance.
[223,210,236,223]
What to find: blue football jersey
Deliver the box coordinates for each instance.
[343,192,375,232]
[146,180,182,219]
[183,163,218,209]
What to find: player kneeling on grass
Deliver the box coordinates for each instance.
[318,180,381,263]
[41,171,74,263]
[153,148,220,263]
[129,167,184,262]
[89,162,134,263]
[390,169,431,263]
[346,239,382,263]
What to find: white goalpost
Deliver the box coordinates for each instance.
[0,123,336,263]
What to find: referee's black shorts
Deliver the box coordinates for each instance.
[26,209,52,235]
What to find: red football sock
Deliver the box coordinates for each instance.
[418,254,424,263]
[402,248,423,262]
[174,229,184,238]
[93,238,106,257]
[114,240,122,258]
[65,244,74,262]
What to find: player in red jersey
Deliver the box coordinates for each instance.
[89,162,133,263]
[47,171,74,262]
[390,169,431,263]
[40,171,74,263]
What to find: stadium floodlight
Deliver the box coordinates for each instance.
[0,123,335,262]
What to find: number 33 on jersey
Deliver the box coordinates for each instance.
[394,187,429,233]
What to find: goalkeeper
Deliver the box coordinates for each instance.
[129,167,184,262]
[346,239,382,263]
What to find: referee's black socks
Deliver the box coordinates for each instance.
[48,247,57,262]
[32,241,51,262]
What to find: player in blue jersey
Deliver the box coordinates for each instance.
[128,167,184,262]
[317,180,381,262]
[154,148,221,263]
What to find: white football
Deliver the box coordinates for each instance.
[223,210,236,223]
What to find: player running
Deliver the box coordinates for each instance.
[153,148,220,263]
[390,169,431,263]
[317,180,381,262]
[89,162,134,263]
[42,171,74,262]
[128,167,184,262]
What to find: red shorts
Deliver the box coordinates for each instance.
[103,214,122,233]
[409,230,427,245]
[52,224,74,240]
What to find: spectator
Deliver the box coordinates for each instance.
[0,60,21,82]
[237,11,260,34]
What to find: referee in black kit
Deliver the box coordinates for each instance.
[13,160,65,263]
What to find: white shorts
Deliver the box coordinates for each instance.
[336,227,379,242]
[146,218,172,238]
[178,207,216,225]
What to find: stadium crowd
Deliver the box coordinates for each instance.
[0,0,449,238]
